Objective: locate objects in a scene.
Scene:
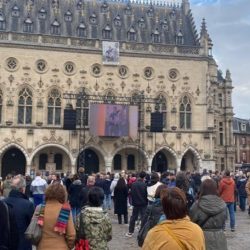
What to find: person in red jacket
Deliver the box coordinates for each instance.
[219,170,236,232]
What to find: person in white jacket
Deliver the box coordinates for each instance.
[147,172,162,203]
[110,173,120,198]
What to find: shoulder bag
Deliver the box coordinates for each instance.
[24,205,43,246]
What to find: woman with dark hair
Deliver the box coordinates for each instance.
[190,179,228,250]
[138,184,168,247]
[143,187,205,250]
[176,172,195,210]
[76,186,112,250]
[37,183,75,250]
[114,177,128,224]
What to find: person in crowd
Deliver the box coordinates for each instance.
[76,186,112,250]
[176,172,195,211]
[103,173,112,210]
[138,184,168,247]
[81,175,96,207]
[4,175,34,250]
[114,177,128,224]
[78,167,88,186]
[110,173,119,203]
[167,173,176,188]
[193,172,202,194]
[30,171,48,207]
[0,199,19,250]
[219,170,236,231]
[2,174,12,198]
[236,173,247,211]
[95,173,105,190]
[245,172,250,216]
[50,173,64,185]
[37,183,75,250]
[25,175,33,202]
[68,174,85,224]
[147,172,162,204]
[142,187,205,250]
[125,171,148,237]
[213,170,221,188]
[65,173,74,192]
[127,173,137,207]
[190,179,227,250]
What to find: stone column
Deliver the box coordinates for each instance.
[105,156,112,173]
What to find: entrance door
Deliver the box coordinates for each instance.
[152,151,168,173]
[1,148,26,178]
[77,149,99,174]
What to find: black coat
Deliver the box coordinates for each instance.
[114,185,128,215]
[4,190,34,250]
[131,179,147,207]
[68,180,85,208]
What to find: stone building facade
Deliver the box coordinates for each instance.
[233,118,250,169]
[0,0,234,177]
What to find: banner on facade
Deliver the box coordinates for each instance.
[102,41,119,65]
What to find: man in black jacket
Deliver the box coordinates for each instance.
[4,175,34,250]
[126,171,148,237]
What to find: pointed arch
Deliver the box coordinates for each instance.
[180,146,202,171]
[179,94,192,129]
[47,88,62,125]
[18,87,33,124]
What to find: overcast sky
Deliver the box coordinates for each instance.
[189,0,250,119]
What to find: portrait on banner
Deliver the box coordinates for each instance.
[102,41,119,65]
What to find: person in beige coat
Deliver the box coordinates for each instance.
[245,173,250,216]
[37,183,76,250]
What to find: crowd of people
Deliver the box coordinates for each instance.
[0,167,249,250]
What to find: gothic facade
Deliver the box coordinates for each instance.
[0,0,234,177]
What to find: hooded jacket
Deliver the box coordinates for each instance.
[190,195,228,250]
[76,206,112,250]
[219,177,235,202]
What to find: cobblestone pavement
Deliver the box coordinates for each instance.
[108,209,250,250]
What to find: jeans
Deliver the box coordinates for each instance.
[72,207,81,224]
[33,194,44,207]
[239,196,246,211]
[103,194,112,210]
[129,206,147,233]
[224,202,235,229]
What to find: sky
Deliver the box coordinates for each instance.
[189,0,250,119]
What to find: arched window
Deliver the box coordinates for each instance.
[0,89,2,123]
[127,27,136,41]
[23,17,33,33]
[156,94,167,128]
[76,91,89,126]
[176,30,184,45]
[114,154,122,170]
[131,92,144,128]
[47,89,61,125]
[152,29,160,43]
[0,12,6,30]
[54,153,63,170]
[179,95,191,129]
[18,88,32,124]
[102,24,112,40]
[51,19,60,35]
[127,154,135,170]
[77,22,87,37]
[39,153,48,170]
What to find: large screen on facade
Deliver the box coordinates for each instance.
[89,104,138,138]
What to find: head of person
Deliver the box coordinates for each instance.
[78,167,85,174]
[45,182,66,204]
[150,172,160,185]
[11,175,26,193]
[176,172,189,193]
[199,179,218,199]
[87,176,95,186]
[139,171,147,180]
[224,170,230,177]
[155,184,168,199]
[88,186,104,207]
[115,177,126,190]
[51,173,57,181]
[6,174,12,180]
[161,187,187,220]
[73,174,79,181]
[36,171,42,177]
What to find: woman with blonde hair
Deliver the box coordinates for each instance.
[37,183,75,250]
